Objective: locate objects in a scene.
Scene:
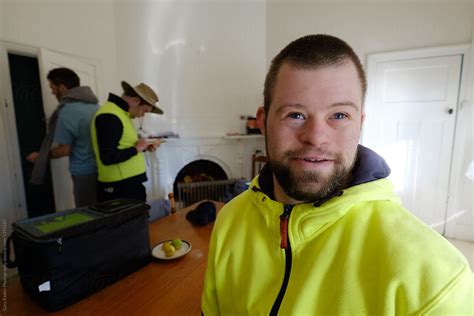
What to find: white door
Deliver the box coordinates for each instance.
[0,42,27,232]
[362,53,462,233]
[39,48,100,211]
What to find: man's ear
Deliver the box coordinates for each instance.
[58,84,68,94]
[256,106,266,135]
[130,97,141,107]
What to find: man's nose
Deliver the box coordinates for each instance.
[299,117,329,147]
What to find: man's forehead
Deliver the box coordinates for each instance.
[272,62,363,105]
[274,62,358,94]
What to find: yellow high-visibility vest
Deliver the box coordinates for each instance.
[91,101,146,182]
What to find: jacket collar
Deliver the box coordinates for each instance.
[108,93,129,112]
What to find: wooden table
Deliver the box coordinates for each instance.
[6,201,223,316]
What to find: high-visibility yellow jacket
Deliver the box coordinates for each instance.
[91,101,146,183]
[202,160,473,315]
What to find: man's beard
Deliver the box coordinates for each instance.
[268,148,356,203]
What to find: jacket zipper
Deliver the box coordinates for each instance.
[270,204,294,316]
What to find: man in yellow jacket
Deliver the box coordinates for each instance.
[202,34,473,315]
[91,81,163,202]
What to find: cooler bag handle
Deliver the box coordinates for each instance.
[3,235,17,269]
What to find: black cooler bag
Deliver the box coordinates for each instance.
[6,199,151,311]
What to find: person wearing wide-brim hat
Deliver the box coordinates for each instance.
[91,81,164,202]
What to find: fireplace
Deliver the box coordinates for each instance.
[144,136,265,203]
[173,159,228,205]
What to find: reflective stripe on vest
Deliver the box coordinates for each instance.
[91,101,146,182]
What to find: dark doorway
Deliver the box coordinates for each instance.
[8,53,56,218]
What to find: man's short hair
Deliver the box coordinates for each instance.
[47,68,80,89]
[263,34,367,113]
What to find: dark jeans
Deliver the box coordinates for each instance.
[72,173,97,207]
[97,181,146,202]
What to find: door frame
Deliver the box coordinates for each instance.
[363,44,471,237]
[0,41,38,221]
[0,40,103,220]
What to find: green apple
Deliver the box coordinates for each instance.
[171,239,182,250]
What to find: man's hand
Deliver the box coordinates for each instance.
[135,138,149,152]
[146,139,165,152]
[50,144,71,159]
[26,152,39,163]
[27,145,71,163]
[136,138,165,152]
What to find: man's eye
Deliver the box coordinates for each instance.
[287,113,305,120]
[332,113,348,120]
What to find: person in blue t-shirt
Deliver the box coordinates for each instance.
[27,68,99,207]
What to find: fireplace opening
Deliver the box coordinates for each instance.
[173,159,229,207]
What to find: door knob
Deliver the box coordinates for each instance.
[448,108,454,115]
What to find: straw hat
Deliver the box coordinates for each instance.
[121,81,163,114]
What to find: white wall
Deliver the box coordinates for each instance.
[1,0,119,98]
[266,2,473,67]
[266,1,474,239]
[0,0,4,39]
[114,1,266,138]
